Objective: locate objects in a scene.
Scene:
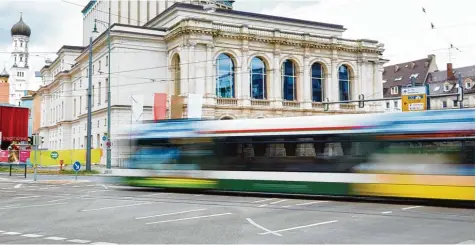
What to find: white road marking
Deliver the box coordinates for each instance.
[270,200,287,205]
[14,184,22,188]
[3,232,22,235]
[0,190,15,193]
[282,205,291,208]
[72,186,81,188]
[100,184,108,190]
[246,218,282,237]
[0,230,4,232]
[295,201,328,206]
[49,187,60,189]
[87,185,96,187]
[138,193,167,197]
[195,194,204,196]
[60,193,71,196]
[456,240,475,244]
[81,202,152,212]
[136,208,207,220]
[260,220,338,235]
[0,202,68,210]
[22,234,44,238]
[258,204,268,208]
[252,198,274,203]
[401,206,421,210]
[48,198,72,203]
[39,187,51,190]
[45,236,67,241]
[12,195,40,199]
[146,212,232,224]
[67,239,91,243]
[381,211,392,214]
[91,242,118,245]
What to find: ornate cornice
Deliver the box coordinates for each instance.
[165,26,382,55]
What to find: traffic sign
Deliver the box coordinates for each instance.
[51,151,59,159]
[102,136,107,141]
[73,161,81,171]
[401,86,427,112]
[106,141,111,148]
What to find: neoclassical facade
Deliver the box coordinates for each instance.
[36,1,386,166]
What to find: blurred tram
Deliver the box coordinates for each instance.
[113,109,475,201]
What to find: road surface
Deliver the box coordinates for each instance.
[0,175,474,244]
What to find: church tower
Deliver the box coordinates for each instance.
[9,13,31,106]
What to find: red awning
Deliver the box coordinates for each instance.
[0,106,29,142]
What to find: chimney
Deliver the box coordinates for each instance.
[447,63,454,80]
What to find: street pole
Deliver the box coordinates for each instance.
[106,0,112,171]
[86,36,93,172]
[458,73,464,109]
[34,144,37,181]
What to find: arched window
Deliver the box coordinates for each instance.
[339,65,351,101]
[250,57,266,100]
[282,59,297,101]
[171,54,181,96]
[311,63,324,102]
[216,53,235,98]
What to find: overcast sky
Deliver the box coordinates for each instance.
[0,0,474,77]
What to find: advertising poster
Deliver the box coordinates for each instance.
[0,150,8,162]
[19,150,31,163]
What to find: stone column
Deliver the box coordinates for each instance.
[330,48,339,111]
[188,41,197,94]
[266,139,286,157]
[296,138,316,156]
[272,49,282,108]
[302,53,311,109]
[241,48,251,106]
[205,43,215,104]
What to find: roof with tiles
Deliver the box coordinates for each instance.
[382,55,436,97]
[428,65,475,96]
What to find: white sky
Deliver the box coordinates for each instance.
[0,0,474,79]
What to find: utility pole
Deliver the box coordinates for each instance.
[86,36,93,172]
[106,0,112,171]
[458,73,464,109]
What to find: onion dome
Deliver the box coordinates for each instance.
[11,14,31,37]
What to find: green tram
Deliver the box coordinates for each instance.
[114,109,475,201]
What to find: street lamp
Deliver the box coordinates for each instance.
[92,5,112,171]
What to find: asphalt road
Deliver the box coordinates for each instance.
[0,175,474,244]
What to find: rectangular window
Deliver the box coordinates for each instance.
[79,96,82,114]
[104,118,107,126]
[442,101,447,108]
[386,102,390,109]
[92,86,95,106]
[80,79,82,88]
[98,82,101,105]
[453,100,458,108]
[99,61,102,72]
[105,78,109,102]
[394,101,398,108]
[106,56,108,66]
[73,99,76,116]
[61,102,64,119]
[391,86,399,95]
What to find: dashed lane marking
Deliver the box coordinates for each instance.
[270,200,287,205]
[381,211,392,214]
[295,201,329,206]
[13,184,22,188]
[81,202,152,212]
[0,202,68,210]
[259,220,338,235]
[21,234,44,238]
[3,232,22,235]
[48,198,72,203]
[44,236,67,241]
[252,198,273,203]
[402,206,422,210]
[136,208,207,220]
[258,204,268,208]
[12,195,40,199]
[67,239,92,243]
[145,212,232,224]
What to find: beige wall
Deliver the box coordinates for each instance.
[32,93,41,133]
